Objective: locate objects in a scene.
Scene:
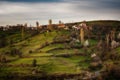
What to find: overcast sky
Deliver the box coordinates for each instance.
[0,0,120,26]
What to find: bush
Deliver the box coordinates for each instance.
[10,48,22,57]
[29,50,33,54]
[32,59,37,67]
[102,64,120,80]
[0,55,7,63]
[89,62,102,71]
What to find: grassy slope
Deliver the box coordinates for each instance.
[0,30,93,76]
[0,20,120,77]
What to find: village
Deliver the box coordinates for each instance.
[0,20,120,80]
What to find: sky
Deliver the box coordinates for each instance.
[0,0,120,26]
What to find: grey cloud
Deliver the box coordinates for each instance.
[0,0,120,26]
[63,0,120,10]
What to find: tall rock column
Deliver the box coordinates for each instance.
[80,28,84,44]
[36,21,39,30]
[48,19,53,30]
[110,30,115,41]
[106,34,110,48]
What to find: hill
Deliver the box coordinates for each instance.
[0,20,120,80]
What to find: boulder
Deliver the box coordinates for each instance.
[91,53,96,58]
[111,40,119,49]
[117,33,120,40]
[83,40,89,47]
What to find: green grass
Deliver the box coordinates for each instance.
[0,29,94,76]
[29,53,52,57]
[0,30,69,55]
[40,44,64,52]
[116,46,120,53]
[9,57,50,65]
[89,39,98,46]
[0,52,91,75]
[6,51,90,74]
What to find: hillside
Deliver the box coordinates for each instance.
[0,20,120,80]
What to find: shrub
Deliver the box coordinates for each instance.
[0,55,7,63]
[89,62,102,71]
[29,50,33,54]
[10,48,22,57]
[32,59,37,67]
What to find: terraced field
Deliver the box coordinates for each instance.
[0,30,98,79]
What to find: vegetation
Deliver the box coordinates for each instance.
[0,20,120,80]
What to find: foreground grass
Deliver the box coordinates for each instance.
[1,51,90,75]
[0,30,97,78]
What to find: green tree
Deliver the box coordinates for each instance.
[32,59,37,67]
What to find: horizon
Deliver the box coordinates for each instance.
[1,19,120,27]
[0,0,120,26]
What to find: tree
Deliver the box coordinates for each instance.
[32,59,37,67]
[18,51,22,58]
[9,39,13,46]
[21,26,24,40]
[0,35,7,48]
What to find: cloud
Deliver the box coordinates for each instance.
[0,0,120,26]
[0,2,70,15]
[0,0,61,2]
